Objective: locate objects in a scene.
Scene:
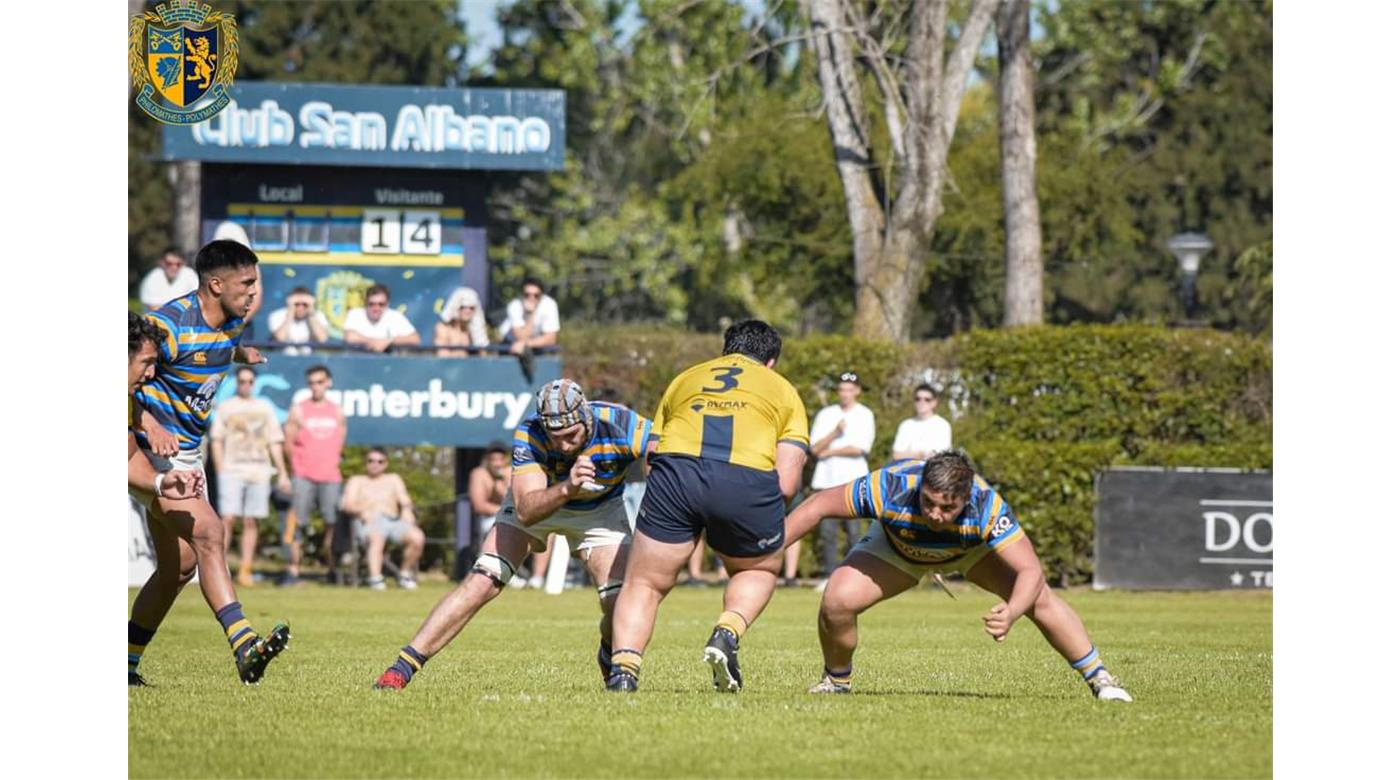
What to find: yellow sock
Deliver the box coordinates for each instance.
[715,610,749,640]
[611,649,642,678]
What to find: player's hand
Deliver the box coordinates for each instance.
[160,470,204,499]
[146,425,179,457]
[982,602,1014,642]
[236,346,268,365]
[566,456,597,495]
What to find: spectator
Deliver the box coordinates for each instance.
[138,248,198,310]
[344,283,420,353]
[890,383,952,461]
[283,365,346,585]
[468,441,510,544]
[209,366,291,587]
[498,277,560,355]
[435,286,490,357]
[268,287,330,355]
[340,447,425,591]
[806,371,877,580]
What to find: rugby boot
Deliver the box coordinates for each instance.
[807,674,852,694]
[596,643,612,682]
[128,671,150,688]
[604,669,638,692]
[373,669,408,691]
[235,622,291,685]
[703,627,742,692]
[1088,669,1133,702]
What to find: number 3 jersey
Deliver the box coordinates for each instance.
[844,460,1026,565]
[512,401,656,511]
[651,353,809,472]
[132,291,246,452]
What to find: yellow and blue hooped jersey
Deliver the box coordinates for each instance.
[512,401,656,511]
[844,460,1026,565]
[652,353,809,472]
[132,292,246,451]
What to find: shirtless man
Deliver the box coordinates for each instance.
[468,441,510,540]
[341,448,425,590]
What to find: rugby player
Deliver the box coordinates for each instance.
[128,240,290,687]
[786,450,1132,701]
[607,319,808,692]
[130,312,202,499]
[373,380,656,690]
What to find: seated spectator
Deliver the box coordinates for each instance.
[268,287,330,355]
[890,383,952,461]
[138,248,198,310]
[497,277,560,355]
[344,283,421,353]
[340,447,425,590]
[435,286,490,357]
[468,441,510,543]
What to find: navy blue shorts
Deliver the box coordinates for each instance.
[637,455,787,558]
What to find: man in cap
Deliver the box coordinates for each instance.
[372,379,657,690]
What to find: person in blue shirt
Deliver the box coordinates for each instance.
[785,449,1132,701]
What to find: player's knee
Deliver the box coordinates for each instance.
[819,588,861,620]
[469,552,517,593]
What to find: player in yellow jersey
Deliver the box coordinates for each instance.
[607,319,808,692]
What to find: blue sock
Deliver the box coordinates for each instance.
[389,645,428,683]
[215,602,256,655]
[1070,646,1106,683]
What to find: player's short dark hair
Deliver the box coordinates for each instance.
[128,311,164,359]
[194,240,259,282]
[365,283,390,301]
[914,383,937,399]
[306,364,331,379]
[722,318,782,364]
[921,449,976,499]
[485,440,509,456]
[522,277,546,293]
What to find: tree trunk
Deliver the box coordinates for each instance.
[172,160,201,258]
[997,0,1044,326]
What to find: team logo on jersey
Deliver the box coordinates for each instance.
[991,514,1015,537]
[192,351,207,365]
[129,2,238,125]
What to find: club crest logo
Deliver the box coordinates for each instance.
[129,1,238,125]
[315,270,376,340]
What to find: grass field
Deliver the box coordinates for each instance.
[128,581,1271,779]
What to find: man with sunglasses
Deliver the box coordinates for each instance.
[498,277,560,356]
[373,380,655,690]
[890,383,952,461]
[210,366,290,587]
[268,286,330,355]
[344,283,420,353]
[341,448,425,591]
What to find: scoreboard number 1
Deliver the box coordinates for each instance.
[361,209,440,255]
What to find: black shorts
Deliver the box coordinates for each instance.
[636,454,786,558]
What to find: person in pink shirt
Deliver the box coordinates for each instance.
[281,364,347,585]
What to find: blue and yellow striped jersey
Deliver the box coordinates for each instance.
[844,460,1026,565]
[512,401,656,511]
[652,353,808,472]
[132,292,246,451]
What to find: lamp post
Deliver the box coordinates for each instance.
[1167,232,1213,324]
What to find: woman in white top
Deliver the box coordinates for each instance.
[434,286,490,357]
[890,383,952,461]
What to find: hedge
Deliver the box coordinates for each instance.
[562,323,1272,583]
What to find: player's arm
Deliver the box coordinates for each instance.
[128,432,202,498]
[981,535,1046,643]
[784,484,855,547]
[468,469,502,517]
[512,459,595,526]
[138,408,180,457]
[233,345,267,365]
[394,475,416,524]
[775,442,807,502]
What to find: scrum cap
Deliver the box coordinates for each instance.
[535,379,593,437]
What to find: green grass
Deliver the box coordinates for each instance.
[128,582,1271,779]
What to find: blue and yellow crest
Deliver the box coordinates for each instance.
[129,1,238,125]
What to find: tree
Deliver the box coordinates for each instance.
[804,0,997,342]
[996,0,1042,326]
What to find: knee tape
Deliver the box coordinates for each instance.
[596,580,623,601]
[471,552,517,588]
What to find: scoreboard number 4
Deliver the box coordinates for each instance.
[361,209,441,255]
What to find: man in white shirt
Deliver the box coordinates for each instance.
[497,277,560,355]
[890,383,953,461]
[344,283,421,353]
[267,286,330,355]
[138,248,199,310]
[806,371,877,577]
